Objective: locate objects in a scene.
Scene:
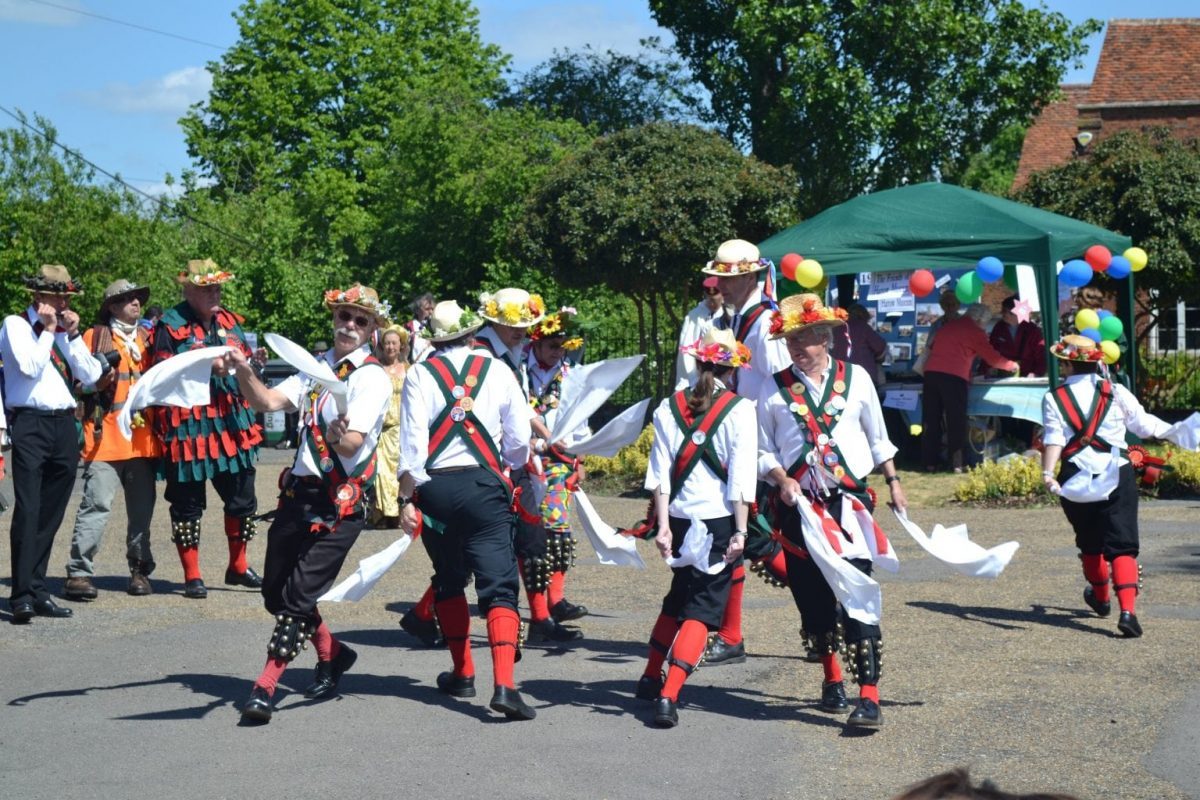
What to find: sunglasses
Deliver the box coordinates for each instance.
[337,309,371,328]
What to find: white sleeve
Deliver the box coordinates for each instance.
[725,400,758,503]
[756,385,784,480]
[63,332,103,386]
[398,364,432,485]
[273,373,307,413]
[1113,383,1172,441]
[1042,392,1067,448]
[345,367,391,434]
[2,316,53,378]
[644,401,673,496]
[498,368,532,469]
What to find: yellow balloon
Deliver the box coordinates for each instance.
[1074,308,1100,332]
[1124,246,1148,272]
[796,258,824,288]
[909,424,923,437]
[1100,340,1121,364]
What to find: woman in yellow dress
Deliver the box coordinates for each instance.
[371,324,409,527]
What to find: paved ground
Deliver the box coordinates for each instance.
[1,450,1198,800]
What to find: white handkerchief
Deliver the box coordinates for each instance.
[891,508,1018,578]
[794,499,882,625]
[1164,412,1200,451]
[550,355,644,443]
[318,535,412,602]
[265,332,348,414]
[569,398,651,458]
[664,518,725,575]
[118,345,232,439]
[1058,447,1121,503]
[574,489,645,568]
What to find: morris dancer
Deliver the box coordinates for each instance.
[152,260,264,598]
[232,284,391,722]
[758,294,906,729]
[638,329,756,727]
[398,301,538,720]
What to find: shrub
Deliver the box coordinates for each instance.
[953,455,1052,505]
[582,424,654,494]
[1149,445,1200,497]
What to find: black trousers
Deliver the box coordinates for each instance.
[1059,461,1140,559]
[418,467,519,615]
[260,482,364,619]
[660,515,736,629]
[8,410,80,605]
[922,370,969,469]
[164,467,257,522]
[511,467,547,559]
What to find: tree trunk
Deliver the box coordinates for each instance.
[634,296,651,399]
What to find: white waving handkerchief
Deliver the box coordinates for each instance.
[663,518,725,575]
[118,345,232,439]
[569,398,651,458]
[265,332,348,414]
[891,508,1018,578]
[318,535,413,602]
[1058,446,1121,503]
[574,489,645,569]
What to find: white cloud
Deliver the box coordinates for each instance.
[78,66,212,115]
[0,0,84,26]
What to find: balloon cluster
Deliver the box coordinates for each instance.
[1061,245,1147,288]
[1074,308,1124,364]
[780,252,823,288]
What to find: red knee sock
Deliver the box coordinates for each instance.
[1081,554,1110,602]
[821,653,842,684]
[224,516,249,574]
[860,683,879,703]
[253,657,289,696]
[716,564,746,645]
[313,619,342,662]
[762,548,788,585]
[662,619,708,701]
[486,606,521,689]
[176,544,201,582]
[414,583,436,622]
[435,596,475,678]
[644,613,680,679]
[548,571,566,607]
[1111,555,1139,613]
[528,589,550,623]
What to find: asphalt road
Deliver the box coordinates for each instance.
[2,449,1198,799]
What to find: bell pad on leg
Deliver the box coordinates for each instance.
[170,519,201,548]
[843,637,882,686]
[268,614,315,662]
[547,533,576,573]
[521,556,551,593]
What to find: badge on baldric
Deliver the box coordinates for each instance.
[817,433,830,447]
[833,379,846,393]
[459,397,474,413]
[319,456,335,473]
[830,395,847,411]
[464,375,478,388]
[335,482,358,503]
[451,385,465,399]
[790,382,805,395]
[450,405,467,422]
[691,430,707,446]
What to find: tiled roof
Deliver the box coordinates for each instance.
[1084,19,1200,106]
[1012,85,1090,189]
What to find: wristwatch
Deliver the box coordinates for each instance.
[398,496,412,508]
[885,475,901,485]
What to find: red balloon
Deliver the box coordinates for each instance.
[908,269,936,297]
[780,252,802,282]
[1085,245,1112,272]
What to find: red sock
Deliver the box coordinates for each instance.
[820,653,842,684]
[528,589,550,623]
[253,657,289,695]
[716,564,745,646]
[313,619,341,662]
[644,613,680,678]
[860,684,880,703]
[1081,554,1110,602]
[762,548,788,585]
[486,606,521,689]
[224,516,249,574]
[662,620,708,701]
[176,544,201,582]
[435,596,475,678]
[548,571,566,607]
[414,583,436,622]
[1111,555,1139,613]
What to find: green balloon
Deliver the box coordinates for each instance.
[955,271,983,303]
[1099,315,1124,341]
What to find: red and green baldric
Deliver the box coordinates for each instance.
[304,356,380,523]
[667,389,742,502]
[424,354,511,493]
[1053,379,1118,459]
[774,360,865,496]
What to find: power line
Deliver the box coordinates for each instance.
[0,103,259,252]
[18,0,227,50]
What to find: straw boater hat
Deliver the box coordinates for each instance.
[24,264,83,295]
[1050,333,1106,363]
[530,307,585,350]
[426,300,483,342]
[700,239,771,277]
[768,293,849,339]
[380,323,411,348]
[323,283,392,326]
[478,287,546,328]
[680,327,752,369]
[98,279,151,322]
[177,258,234,286]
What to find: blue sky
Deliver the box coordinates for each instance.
[0,0,1195,196]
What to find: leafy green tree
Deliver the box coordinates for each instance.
[512,121,798,398]
[1017,128,1200,306]
[954,121,1027,197]
[649,0,1098,216]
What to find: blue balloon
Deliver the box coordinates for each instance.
[1097,309,1113,320]
[1081,327,1102,343]
[976,256,1004,283]
[1060,259,1092,288]
[1106,255,1132,279]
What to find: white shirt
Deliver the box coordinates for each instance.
[726,287,790,403]
[757,359,898,490]
[645,384,758,520]
[399,345,533,486]
[675,301,725,387]
[1042,373,1171,467]
[274,346,391,478]
[0,307,103,411]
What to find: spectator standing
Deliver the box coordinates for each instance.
[674,276,725,387]
[989,295,1046,377]
[371,324,410,528]
[832,303,887,386]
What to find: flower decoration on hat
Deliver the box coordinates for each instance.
[701,238,772,277]
[479,288,546,328]
[768,293,848,339]
[23,264,83,295]
[177,258,234,286]
[323,283,392,324]
[1050,333,1105,362]
[427,300,483,341]
[530,306,584,349]
[680,328,752,369]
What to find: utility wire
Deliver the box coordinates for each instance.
[0,103,258,251]
[18,0,227,50]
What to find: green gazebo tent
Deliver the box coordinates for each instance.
[757,182,1135,385]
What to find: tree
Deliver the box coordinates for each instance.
[649,0,1098,216]
[954,121,1027,197]
[1017,128,1200,308]
[502,37,710,135]
[512,121,798,398]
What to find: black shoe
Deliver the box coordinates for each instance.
[32,598,73,618]
[550,598,589,623]
[819,681,850,713]
[635,673,664,701]
[527,618,583,643]
[240,685,273,723]
[847,697,882,728]
[436,671,477,698]
[803,645,822,663]
[183,579,208,599]
[1117,611,1143,638]
[653,696,679,728]
[10,601,34,625]
[224,566,263,588]
[490,686,536,720]
[304,645,358,699]
[704,636,746,666]
[400,609,444,647]
[1084,586,1111,617]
